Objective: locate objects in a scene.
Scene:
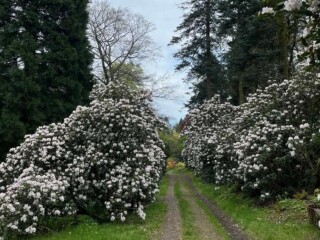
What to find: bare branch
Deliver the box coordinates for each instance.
[88,0,158,84]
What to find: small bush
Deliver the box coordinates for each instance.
[167,158,177,169]
[176,162,185,168]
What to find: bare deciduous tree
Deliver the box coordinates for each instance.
[88,1,158,85]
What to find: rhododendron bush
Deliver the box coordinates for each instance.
[182,96,237,183]
[0,83,166,239]
[182,74,320,201]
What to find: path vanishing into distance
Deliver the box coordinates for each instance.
[157,171,249,240]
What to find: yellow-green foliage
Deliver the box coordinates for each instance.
[176,162,185,168]
[159,128,185,160]
[293,190,308,200]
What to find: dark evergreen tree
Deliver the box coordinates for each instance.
[170,0,225,108]
[218,0,284,104]
[0,0,93,161]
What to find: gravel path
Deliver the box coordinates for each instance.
[184,174,250,240]
[158,174,182,240]
[157,172,249,240]
[179,177,223,240]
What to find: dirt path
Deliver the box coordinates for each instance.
[158,174,182,240]
[184,174,249,240]
[178,177,223,240]
[157,172,249,240]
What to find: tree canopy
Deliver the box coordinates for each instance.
[0,0,93,161]
[170,0,225,107]
[88,1,157,85]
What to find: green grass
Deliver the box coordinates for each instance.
[30,176,169,240]
[174,181,199,240]
[185,170,320,240]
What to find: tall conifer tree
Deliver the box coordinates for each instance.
[218,0,285,104]
[0,0,93,161]
[170,0,225,108]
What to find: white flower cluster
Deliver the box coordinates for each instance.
[260,7,275,14]
[0,83,166,239]
[284,0,303,11]
[183,74,320,201]
[261,0,304,13]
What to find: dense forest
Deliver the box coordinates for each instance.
[171,0,320,107]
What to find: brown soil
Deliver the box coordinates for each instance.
[156,172,249,240]
[183,174,250,240]
[158,174,182,240]
[179,176,223,239]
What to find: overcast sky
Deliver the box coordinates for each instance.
[107,0,190,125]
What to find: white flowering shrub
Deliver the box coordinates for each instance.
[182,96,237,183]
[183,74,320,201]
[0,170,70,238]
[0,83,166,239]
[232,77,319,199]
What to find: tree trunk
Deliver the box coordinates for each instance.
[277,14,289,80]
[205,0,213,99]
[239,77,244,105]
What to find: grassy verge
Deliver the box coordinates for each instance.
[174,182,199,240]
[184,169,320,240]
[30,176,168,240]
